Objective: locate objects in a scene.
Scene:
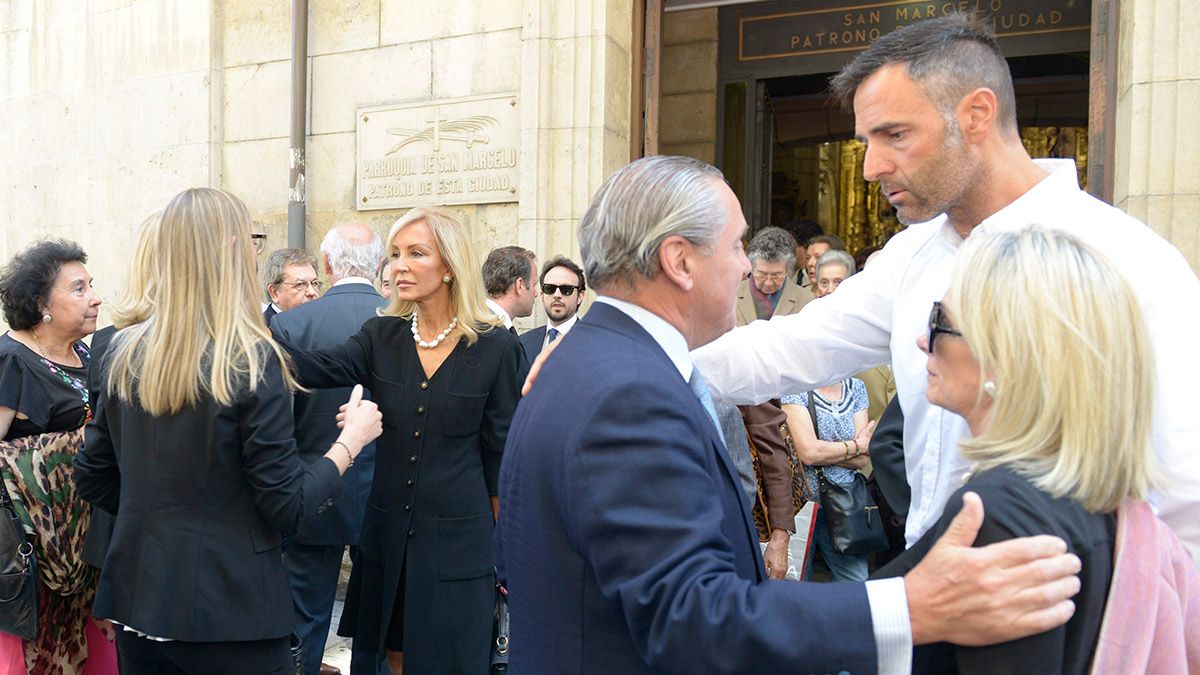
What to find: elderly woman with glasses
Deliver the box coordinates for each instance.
[876,227,1199,674]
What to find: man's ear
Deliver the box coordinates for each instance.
[322,252,334,277]
[657,235,695,292]
[958,87,997,144]
[266,284,279,304]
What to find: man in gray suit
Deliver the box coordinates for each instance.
[270,222,387,675]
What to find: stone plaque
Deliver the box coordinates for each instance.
[356,93,519,210]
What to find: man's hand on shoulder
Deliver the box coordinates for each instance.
[904,491,1081,646]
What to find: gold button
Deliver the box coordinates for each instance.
[419,381,429,390]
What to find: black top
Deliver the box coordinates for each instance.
[876,465,1115,675]
[279,316,527,658]
[0,332,91,440]
[75,340,343,641]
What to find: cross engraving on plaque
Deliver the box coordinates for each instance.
[426,108,447,152]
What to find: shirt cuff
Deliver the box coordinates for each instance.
[865,577,912,675]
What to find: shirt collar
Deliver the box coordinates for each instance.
[547,313,579,335]
[595,296,691,381]
[931,158,1080,249]
[332,276,374,288]
[486,298,513,328]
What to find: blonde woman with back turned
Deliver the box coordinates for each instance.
[876,227,1199,674]
[74,188,382,674]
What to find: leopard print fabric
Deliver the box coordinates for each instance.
[0,428,98,674]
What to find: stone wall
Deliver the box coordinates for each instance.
[658,8,717,163]
[1113,0,1200,273]
[0,0,216,327]
[1,0,633,331]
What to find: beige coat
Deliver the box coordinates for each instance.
[734,278,814,327]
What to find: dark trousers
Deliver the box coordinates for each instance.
[116,631,293,675]
[285,542,388,675]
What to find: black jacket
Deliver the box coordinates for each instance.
[75,342,342,641]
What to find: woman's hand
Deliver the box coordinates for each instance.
[764,528,789,579]
[854,419,877,455]
[337,385,383,456]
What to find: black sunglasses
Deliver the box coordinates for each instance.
[928,301,962,351]
[542,283,580,297]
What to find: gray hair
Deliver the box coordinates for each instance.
[746,227,798,270]
[320,225,384,279]
[829,14,1019,138]
[580,155,726,290]
[262,247,317,298]
[815,249,856,279]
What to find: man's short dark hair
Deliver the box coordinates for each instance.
[779,219,825,249]
[262,247,318,298]
[539,256,586,292]
[828,14,1018,136]
[0,239,88,330]
[482,246,536,297]
[807,234,847,251]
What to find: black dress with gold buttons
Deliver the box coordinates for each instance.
[279,316,527,672]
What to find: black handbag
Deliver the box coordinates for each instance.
[807,393,889,556]
[0,480,38,641]
[490,579,509,674]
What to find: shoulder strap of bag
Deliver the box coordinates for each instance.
[805,391,827,487]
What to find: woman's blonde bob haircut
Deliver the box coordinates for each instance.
[950,226,1159,513]
[381,207,501,343]
[106,188,296,415]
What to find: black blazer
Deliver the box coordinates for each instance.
[518,325,546,363]
[75,341,343,642]
[269,282,386,546]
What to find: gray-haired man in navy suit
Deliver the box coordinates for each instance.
[270,223,387,675]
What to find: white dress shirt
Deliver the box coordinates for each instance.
[486,298,513,329]
[693,159,1200,563]
[599,296,912,675]
[541,314,579,351]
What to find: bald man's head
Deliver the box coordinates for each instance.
[321,222,385,282]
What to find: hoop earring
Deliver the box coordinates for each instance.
[982,381,997,398]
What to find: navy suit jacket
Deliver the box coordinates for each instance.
[518,325,546,363]
[496,302,876,674]
[269,282,385,546]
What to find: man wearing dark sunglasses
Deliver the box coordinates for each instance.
[520,256,586,362]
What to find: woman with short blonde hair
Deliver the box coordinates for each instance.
[877,226,1195,674]
[278,206,526,673]
[75,187,382,674]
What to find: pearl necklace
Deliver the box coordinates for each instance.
[411,312,458,349]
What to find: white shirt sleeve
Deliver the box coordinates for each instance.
[692,233,915,404]
[866,577,913,675]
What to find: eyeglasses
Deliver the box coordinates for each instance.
[928,301,962,351]
[541,283,580,296]
[751,271,787,281]
[250,233,267,254]
[284,280,324,293]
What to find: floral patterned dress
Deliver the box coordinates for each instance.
[0,333,107,675]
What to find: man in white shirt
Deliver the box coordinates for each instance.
[519,256,586,361]
[499,154,1083,674]
[482,245,537,332]
[693,14,1200,562]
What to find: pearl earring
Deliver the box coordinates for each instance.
[982,381,997,397]
[41,313,51,323]
[443,274,452,283]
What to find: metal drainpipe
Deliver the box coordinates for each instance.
[287,0,308,249]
